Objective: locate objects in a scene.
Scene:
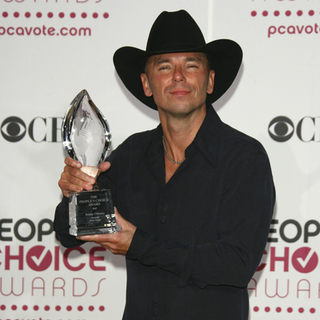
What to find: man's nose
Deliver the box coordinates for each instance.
[172,66,185,82]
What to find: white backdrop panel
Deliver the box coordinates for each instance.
[1,0,319,319]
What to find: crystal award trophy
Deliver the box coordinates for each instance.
[61,89,117,236]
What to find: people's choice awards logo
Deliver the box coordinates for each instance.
[291,247,319,273]
[26,245,53,271]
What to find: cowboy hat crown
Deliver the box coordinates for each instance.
[113,10,242,110]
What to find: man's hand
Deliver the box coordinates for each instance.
[58,157,111,197]
[77,209,137,255]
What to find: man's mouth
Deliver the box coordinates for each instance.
[170,89,191,96]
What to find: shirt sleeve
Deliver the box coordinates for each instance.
[126,152,275,289]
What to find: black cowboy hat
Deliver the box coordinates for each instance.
[113,10,242,110]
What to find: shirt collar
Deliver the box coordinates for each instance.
[149,103,222,167]
[188,103,221,167]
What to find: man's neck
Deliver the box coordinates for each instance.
[158,104,206,181]
[159,104,207,151]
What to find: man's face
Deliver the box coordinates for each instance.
[141,52,215,117]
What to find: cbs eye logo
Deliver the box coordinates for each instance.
[269,116,320,142]
[1,116,62,143]
[268,116,294,142]
[1,116,26,142]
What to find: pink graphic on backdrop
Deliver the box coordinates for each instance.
[1,11,109,19]
[26,246,52,271]
[291,247,318,273]
[251,9,318,17]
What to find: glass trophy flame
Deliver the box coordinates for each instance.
[61,89,117,236]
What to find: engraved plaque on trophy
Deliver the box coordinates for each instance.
[61,89,117,236]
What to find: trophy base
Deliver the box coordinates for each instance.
[75,226,118,237]
[69,189,117,236]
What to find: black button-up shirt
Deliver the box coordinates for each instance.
[54,104,275,319]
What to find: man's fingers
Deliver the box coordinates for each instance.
[64,166,96,184]
[99,161,111,173]
[58,157,97,197]
[59,158,111,198]
[64,157,82,168]
[77,209,136,256]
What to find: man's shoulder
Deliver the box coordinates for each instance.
[220,122,268,158]
[121,127,158,146]
[204,106,267,158]
[111,127,159,160]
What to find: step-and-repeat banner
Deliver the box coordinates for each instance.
[1,0,319,319]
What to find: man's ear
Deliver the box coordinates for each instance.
[207,70,215,95]
[140,73,153,97]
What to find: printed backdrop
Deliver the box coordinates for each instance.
[1,0,320,319]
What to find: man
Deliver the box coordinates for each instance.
[54,10,275,319]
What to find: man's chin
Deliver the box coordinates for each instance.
[158,103,206,118]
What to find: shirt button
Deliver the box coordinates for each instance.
[153,309,158,317]
[153,295,159,303]
[164,203,168,211]
[161,216,167,224]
